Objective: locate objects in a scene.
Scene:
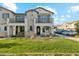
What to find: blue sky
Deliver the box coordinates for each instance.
[0,3,79,25]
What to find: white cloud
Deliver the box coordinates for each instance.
[54,18,66,25]
[67,10,71,13]
[60,15,71,18]
[60,18,66,21]
[54,16,67,25]
[66,15,71,18]
[2,2,18,12]
[69,6,79,13]
[45,7,57,14]
[37,6,57,14]
[61,15,65,18]
[54,17,59,22]
[54,14,71,25]
[55,15,72,25]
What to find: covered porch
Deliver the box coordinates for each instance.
[35,26,52,36]
[8,26,25,37]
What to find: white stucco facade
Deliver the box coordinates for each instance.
[0,7,54,37]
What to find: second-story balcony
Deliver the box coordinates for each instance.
[0,19,7,24]
[35,18,54,26]
[9,18,24,23]
[36,18,54,23]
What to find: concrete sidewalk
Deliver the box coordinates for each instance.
[65,37,79,41]
[56,34,79,42]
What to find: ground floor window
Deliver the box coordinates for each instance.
[43,28,45,32]
[4,26,7,31]
[30,26,32,31]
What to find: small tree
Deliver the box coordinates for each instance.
[75,21,79,34]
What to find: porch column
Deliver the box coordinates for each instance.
[25,17,27,37]
[34,26,36,34]
[34,18,36,35]
[25,26,27,37]
[41,26,43,35]
[6,18,10,37]
[50,25,53,35]
[18,26,20,35]
[13,26,16,36]
[45,27,47,36]
[7,26,10,37]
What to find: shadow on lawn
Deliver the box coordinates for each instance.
[0,43,21,48]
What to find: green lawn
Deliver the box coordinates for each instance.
[0,37,79,56]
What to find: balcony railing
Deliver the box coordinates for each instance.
[2,18,54,24]
[9,18,24,23]
[0,19,7,24]
[36,18,54,23]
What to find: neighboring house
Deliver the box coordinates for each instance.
[0,7,54,37]
[56,21,77,31]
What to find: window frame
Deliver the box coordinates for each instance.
[30,26,32,31]
[15,16,25,22]
[4,26,7,31]
[38,15,50,23]
[2,13,9,19]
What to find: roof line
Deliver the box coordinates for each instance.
[0,6,54,14]
[0,6,15,14]
[35,7,54,14]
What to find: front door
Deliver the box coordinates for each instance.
[37,26,41,35]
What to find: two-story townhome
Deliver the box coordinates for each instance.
[0,7,54,37]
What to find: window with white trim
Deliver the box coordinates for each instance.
[38,15,50,23]
[2,13,9,19]
[15,16,24,23]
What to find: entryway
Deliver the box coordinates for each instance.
[16,26,25,37]
[36,26,41,35]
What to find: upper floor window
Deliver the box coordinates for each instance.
[38,15,50,23]
[15,16,25,23]
[2,13,9,19]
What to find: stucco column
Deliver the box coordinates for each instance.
[18,26,20,35]
[7,26,10,37]
[41,26,43,35]
[25,17,27,37]
[25,26,27,37]
[13,26,16,36]
[0,11,3,20]
[7,18,9,23]
[50,25,53,35]
[45,27,47,36]
[7,18,10,37]
[34,26,36,34]
[34,19,36,35]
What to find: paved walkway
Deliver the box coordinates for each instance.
[56,34,79,42]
